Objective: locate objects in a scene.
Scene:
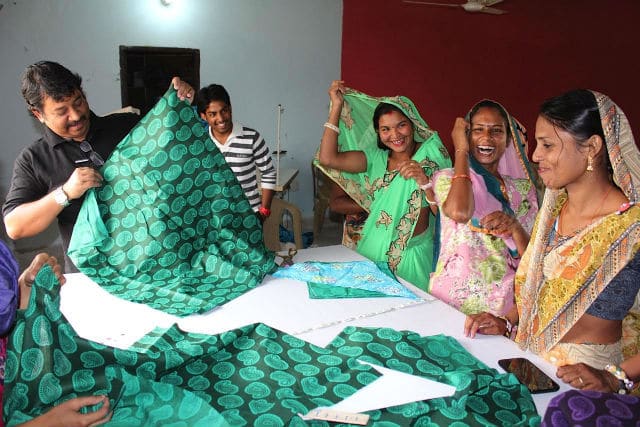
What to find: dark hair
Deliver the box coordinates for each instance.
[469,100,512,144]
[196,84,231,114]
[21,61,84,112]
[372,102,412,150]
[539,89,604,147]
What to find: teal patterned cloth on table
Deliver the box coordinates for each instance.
[67,88,277,316]
[3,266,540,426]
[272,260,420,299]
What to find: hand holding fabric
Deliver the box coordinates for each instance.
[481,211,529,256]
[451,117,470,153]
[19,395,111,427]
[328,80,345,112]
[19,253,65,310]
[63,167,103,200]
[171,77,195,103]
[398,160,429,187]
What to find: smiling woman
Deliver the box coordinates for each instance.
[315,80,451,290]
[464,90,640,396]
[428,100,539,317]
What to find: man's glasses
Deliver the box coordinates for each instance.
[79,140,105,167]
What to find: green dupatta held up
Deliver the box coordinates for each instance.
[68,88,277,316]
[515,91,640,364]
[314,89,451,290]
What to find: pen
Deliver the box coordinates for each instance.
[75,159,90,164]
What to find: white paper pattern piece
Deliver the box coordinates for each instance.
[328,360,456,413]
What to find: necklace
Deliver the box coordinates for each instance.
[559,185,614,236]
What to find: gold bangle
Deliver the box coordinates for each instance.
[455,148,468,154]
[424,194,436,205]
[452,174,471,181]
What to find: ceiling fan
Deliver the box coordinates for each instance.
[402,0,507,15]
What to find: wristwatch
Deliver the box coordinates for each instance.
[53,186,70,207]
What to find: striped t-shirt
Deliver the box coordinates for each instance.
[209,123,276,211]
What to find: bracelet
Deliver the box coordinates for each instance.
[420,181,433,191]
[455,148,468,154]
[452,174,471,181]
[498,316,517,339]
[424,194,436,206]
[258,206,271,217]
[323,122,340,135]
[605,364,634,394]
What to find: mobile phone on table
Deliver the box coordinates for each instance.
[498,357,560,394]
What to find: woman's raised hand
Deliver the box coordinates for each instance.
[328,80,345,111]
[452,117,470,153]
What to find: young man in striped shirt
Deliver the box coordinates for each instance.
[197,84,277,221]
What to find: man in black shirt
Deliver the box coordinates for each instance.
[3,61,194,272]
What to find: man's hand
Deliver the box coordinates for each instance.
[19,253,65,309]
[63,167,103,201]
[171,77,195,103]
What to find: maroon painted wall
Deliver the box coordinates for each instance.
[341,0,640,152]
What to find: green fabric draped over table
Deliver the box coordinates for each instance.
[3,266,540,426]
[313,89,451,290]
[68,88,277,316]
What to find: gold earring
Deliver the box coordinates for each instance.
[586,156,594,172]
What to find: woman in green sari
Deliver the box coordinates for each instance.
[317,80,451,290]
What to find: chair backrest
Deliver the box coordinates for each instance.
[263,198,303,251]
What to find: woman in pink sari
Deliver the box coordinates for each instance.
[428,100,540,317]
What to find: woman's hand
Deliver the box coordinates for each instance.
[481,211,530,256]
[328,80,345,112]
[481,211,522,237]
[464,312,507,338]
[398,160,429,187]
[451,117,470,153]
[556,363,618,392]
[19,253,65,309]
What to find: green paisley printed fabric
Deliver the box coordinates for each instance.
[67,88,276,316]
[3,267,540,426]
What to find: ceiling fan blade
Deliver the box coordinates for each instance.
[483,0,504,6]
[402,0,460,8]
[481,6,507,14]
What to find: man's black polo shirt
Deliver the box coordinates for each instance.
[3,111,139,272]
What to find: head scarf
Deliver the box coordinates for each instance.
[0,240,19,336]
[515,91,640,354]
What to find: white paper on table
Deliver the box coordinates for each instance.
[58,246,433,349]
[59,273,180,349]
[328,360,456,413]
